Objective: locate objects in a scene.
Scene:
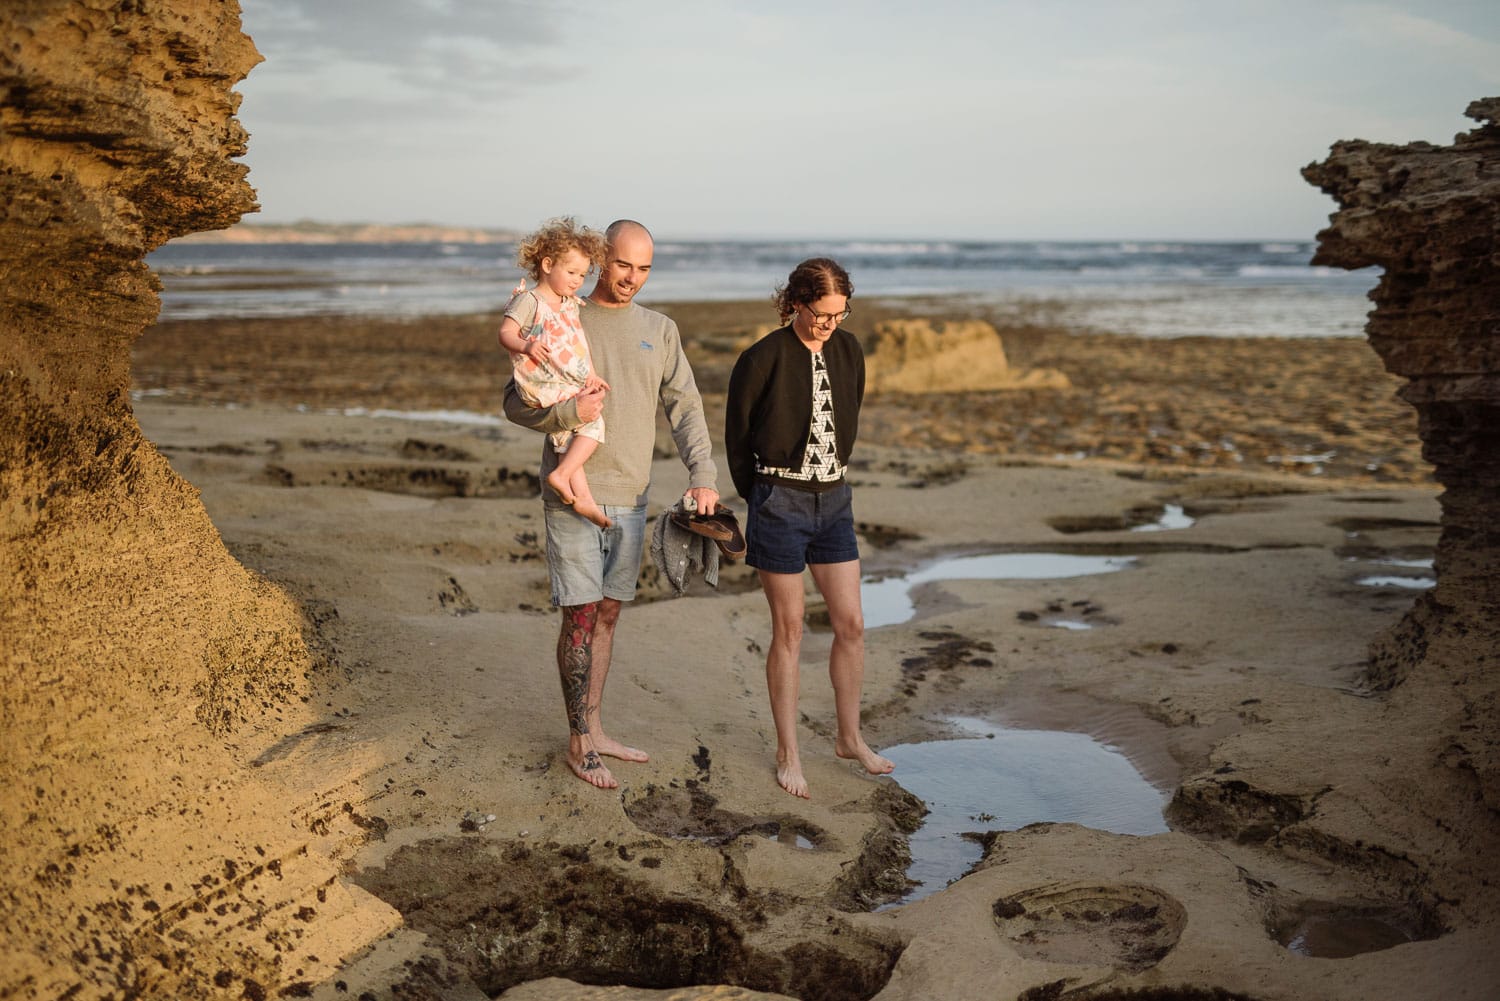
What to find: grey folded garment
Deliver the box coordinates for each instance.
[650,498,721,596]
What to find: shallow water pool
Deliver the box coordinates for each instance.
[863,553,1136,629]
[881,718,1169,906]
[1356,575,1434,590]
[1279,914,1414,958]
[1130,503,1195,532]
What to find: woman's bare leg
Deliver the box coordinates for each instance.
[759,569,811,798]
[809,560,894,776]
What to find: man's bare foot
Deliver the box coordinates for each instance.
[591,732,648,763]
[836,736,895,776]
[567,745,618,789]
[547,469,576,505]
[572,495,612,529]
[776,755,810,799]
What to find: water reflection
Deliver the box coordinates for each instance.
[1130,503,1195,532]
[1356,575,1434,590]
[864,553,1136,629]
[1279,915,1413,958]
[881,718,1168,906]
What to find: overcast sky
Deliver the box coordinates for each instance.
[233,0,1500,240]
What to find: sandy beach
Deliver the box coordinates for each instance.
[135,297,1425,483]
[93,296,1500,999]
[6,5,1495,997]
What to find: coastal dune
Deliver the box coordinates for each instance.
[4,2,1500,999]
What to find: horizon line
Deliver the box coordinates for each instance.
[188,219,1324,245]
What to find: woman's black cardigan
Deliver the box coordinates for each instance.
[724,324,864,500]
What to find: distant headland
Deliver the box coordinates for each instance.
[171,220,521,244]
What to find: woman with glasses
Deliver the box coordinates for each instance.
[725,257,894,798]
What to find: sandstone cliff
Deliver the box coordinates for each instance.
[1303,99,1500,694]
[1,3,326,997]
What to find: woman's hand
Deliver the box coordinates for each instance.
[583,373,610,394]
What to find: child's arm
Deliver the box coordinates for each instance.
[497,316,527,353]
[497,316,553,364]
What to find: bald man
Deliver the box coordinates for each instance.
[504,220,719,788]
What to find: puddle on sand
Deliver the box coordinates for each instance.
[864,553,1136,629]
[1279,915,1413,958]
[881,718,1168,907]
[1356,575,1434,590]
[1130,503,1195,532]
[1349,555,1434,591]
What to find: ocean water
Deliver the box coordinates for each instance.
[146,238,1379,338]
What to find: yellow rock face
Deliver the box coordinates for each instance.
[864,319,1070,394]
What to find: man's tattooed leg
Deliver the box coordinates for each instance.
[558,602,600,736]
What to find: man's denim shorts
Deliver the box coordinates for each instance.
[543,502,647,606]
[745,478,860,574]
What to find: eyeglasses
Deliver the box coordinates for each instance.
[800,304,852,327]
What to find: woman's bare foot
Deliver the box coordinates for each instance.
[836,736,895,775]
[546,469,576,505]
[776,753,810,799]
[592,731,648,763]
[567,737,618,789]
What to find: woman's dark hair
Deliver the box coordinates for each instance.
[772,257,853,323]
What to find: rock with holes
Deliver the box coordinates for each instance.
[1303,98,1500,692]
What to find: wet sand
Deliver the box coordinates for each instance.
[114,300,1499,1000]
[135,298,1424,485]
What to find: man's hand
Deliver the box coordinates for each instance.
[686,486,719,516]
[575,384,606,423]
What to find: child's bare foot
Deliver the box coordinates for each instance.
[546,469,576,505]
[572,495,612,529]
[776,754,810,799]
[592,731,648,763]
[567,740,618,789]
[836,736,895,776]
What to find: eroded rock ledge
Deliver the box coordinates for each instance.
[2,3,316,996]
[1303,98,1500,691]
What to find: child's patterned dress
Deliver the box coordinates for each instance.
[502,284,604,452]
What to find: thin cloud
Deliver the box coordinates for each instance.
[239,0,576,100]
[1347,4,1500,84]
[228,0,1499,237]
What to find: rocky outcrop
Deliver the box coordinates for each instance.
[1303,98,1500,690]
[2,3,319,997]
[863,318,1070,394]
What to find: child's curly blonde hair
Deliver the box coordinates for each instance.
[515,216,607,282]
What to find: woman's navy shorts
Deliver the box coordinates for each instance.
[745,478,860,573]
